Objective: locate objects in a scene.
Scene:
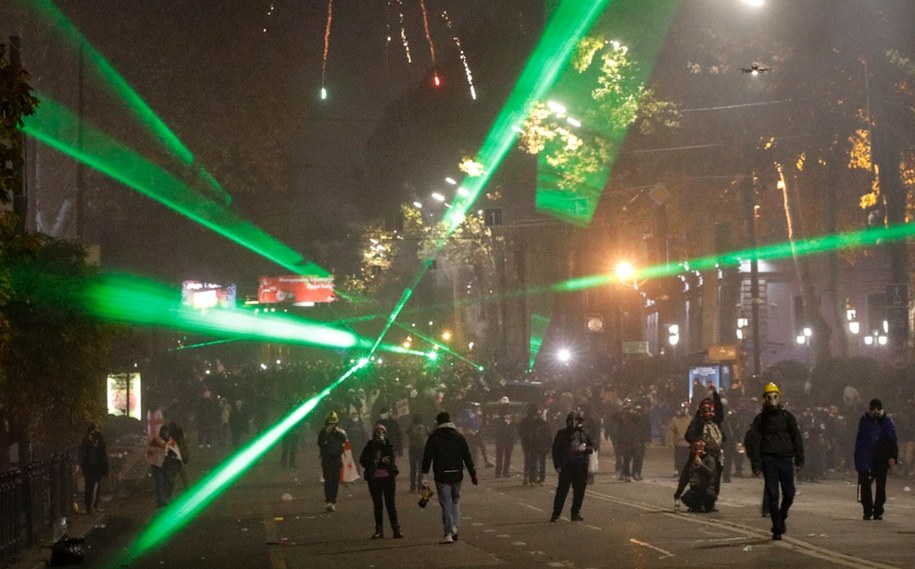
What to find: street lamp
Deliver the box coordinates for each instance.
[667,324,680,347]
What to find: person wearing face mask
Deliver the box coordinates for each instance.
[685,387,725,495]
[745,382,804,541]
[550,410,594,522]
[360,424,403,539]
[854,399,898,521]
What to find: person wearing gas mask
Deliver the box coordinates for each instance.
[854,398,898,521]
[550,410,594,522]
[685,388,724,495]
[360,424,403,539]
[745,382,804,541]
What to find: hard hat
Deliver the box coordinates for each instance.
[762,382,781,397]
[500,396,510,404]
[326,411,339,424]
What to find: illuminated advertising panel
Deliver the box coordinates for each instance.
[107,372,142,419]
[182,281,236,309]
[257,275,336,306]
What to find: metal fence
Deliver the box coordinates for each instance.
[0,455,73,568]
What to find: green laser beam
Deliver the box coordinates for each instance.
[124,359,369,562]
[81,272,423,356]
[22,0,232,204]
[118,1,615,559]
[389,318,482,370]
[529,313,550,370]
[21,95,329,277]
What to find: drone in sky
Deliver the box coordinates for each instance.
[741,63,771,75]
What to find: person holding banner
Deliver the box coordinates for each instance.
[317,411,348,512]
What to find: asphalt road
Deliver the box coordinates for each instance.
[23,440,915,569]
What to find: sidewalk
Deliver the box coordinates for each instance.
[9,439,149,569]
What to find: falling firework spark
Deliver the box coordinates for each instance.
[320,0,334,100]
[418,0,440,87]
[262,2,276,33]
[397,0,412,63]
[441,10,476,100]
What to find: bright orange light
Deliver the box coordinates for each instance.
[614,261,635,282]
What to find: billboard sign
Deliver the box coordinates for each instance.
[257,275,336,305]
[182,281,236,309]
[107,372,142,419]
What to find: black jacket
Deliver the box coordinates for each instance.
[359,437,399,479]
[422,423,476,484]
[745,406,804,470]
[551,426,594,470]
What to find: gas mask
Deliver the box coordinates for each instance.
[763,392,779,408]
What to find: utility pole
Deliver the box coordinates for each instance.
[743,173,762,380]
[10,36,27,235]
[76,46,86,241]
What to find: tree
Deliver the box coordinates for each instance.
[1,43,111,464]
[2,236,112,462]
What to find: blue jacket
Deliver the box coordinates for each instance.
[854,412,898,473]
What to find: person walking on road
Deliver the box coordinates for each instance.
[360,424,403,539]
[745,382,804,541]
[520,404,551,486]
[78,423,109,513]
[854,398,898,520]
[550,410,594,522]
[422,411,478,544]
[317,411,348,512]
[406,414,431,492]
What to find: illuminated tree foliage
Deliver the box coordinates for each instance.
[519,37,678,194]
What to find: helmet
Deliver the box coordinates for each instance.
[762,382,781,397]
[326,411,339,425]
[499,396,510,404]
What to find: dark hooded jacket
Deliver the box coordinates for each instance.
[745,405,804,471]
[854,411,898,473]
[422,422,476,484]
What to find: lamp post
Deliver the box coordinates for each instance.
[796,326,813,368]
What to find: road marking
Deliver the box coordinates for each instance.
[629,538,674,559]
[512,541,527,546]
[586,488,900,569]
[583,524,601,531]
[497,534,511,538]
[521,503,544,512]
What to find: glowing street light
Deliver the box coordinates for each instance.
[667,324,680,347]
[557,348,572,363]
[431,192,446,202]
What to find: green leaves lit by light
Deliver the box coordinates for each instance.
[125,359,370,562]
[21,95,329,277]
[525,3,680,225]
[434,0,614,241]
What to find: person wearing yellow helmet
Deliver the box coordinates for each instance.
[318,410,348,512]
[744,381,804,541]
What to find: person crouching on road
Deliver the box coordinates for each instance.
[675,440,718,513]
[745,382,804,540]
[550,410,594,522]
[854,398,898,520]
[360,424,403,539]
[422,411,478,544]
[317,411,348,512]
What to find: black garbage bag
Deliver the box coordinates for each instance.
[48,536,85,566]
